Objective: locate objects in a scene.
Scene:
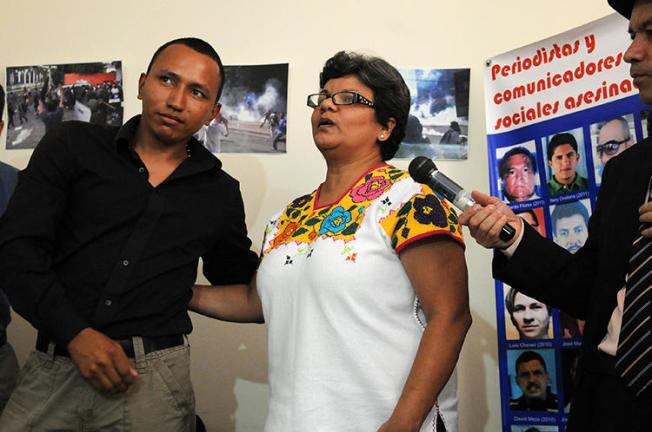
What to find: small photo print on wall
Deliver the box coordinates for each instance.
[507,348,559,413]
[495,141,541,204]
[5,61,124,150]
[549,198,592,254]
[589,114,636,185]
[516,207,547,237]
[542,128,589,197]
[395,68,470,160]
[503,284,553,341]
[200,63,288,154]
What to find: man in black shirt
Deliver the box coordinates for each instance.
[0,85,19,415]
[0,38,258,431]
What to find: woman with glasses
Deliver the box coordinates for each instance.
[191,51,470,432]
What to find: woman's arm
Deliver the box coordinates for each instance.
[379,237,471,432]
[189,276,264,323]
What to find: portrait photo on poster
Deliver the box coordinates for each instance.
[197,63,288,154]
[641,109,652,140]
[560,348,581,414]
[395,68,469,160]
[5,61,124,150]
[549,198,592,254]
[503,284,553,341]
[510,425,559,432]
[560,311,585,339]
[542,127,589,197]
[495,140,542,204]
[590,114,636,185]
[516,207,547,237]
[507,348,560,413]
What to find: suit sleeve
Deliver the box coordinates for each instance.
[492,163,615,319]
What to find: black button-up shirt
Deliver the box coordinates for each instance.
[0,116,258,345]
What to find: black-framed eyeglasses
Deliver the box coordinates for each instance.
[596,138,629,155]
[306,91,375,109]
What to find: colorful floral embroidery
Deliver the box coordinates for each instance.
[350,176,390,203]
[271,222,302,249]
[319,206,353,235]
[413,195,448,227]
[264,165,404,254]
[379,185,463,252]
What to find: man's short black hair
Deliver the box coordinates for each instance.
[319,51,411,161]
[547,132,578,161]
[516,350,547,373]
[0,84,5,116]
[608,0,634,18]
[147,37,225,103]
[551,201,589,234]
[499,146,537,179]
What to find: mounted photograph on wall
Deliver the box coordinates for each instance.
[395,67,470,160]
[197,63,288,154]
[5,61,124,150]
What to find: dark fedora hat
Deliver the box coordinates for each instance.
[609,0,635,18]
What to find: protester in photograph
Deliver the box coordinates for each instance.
[6,96,15,130]
[595,116,635,178]
[18,91,28,125]
[204,112,229,153]
[271,112,286,151]
[505,286,552,340]
[460,1,652,429]
[36,86,65,134]
[0,38,258,431]
[499,146,539,203]
[0,85,20,414]
[546,132,588,196]
[510,351,559,412]
[440,120,462,144]
[191,50,471,432]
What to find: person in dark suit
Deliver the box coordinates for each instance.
[460,1,652,430]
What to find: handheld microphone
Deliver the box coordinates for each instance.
[408,156,515,242]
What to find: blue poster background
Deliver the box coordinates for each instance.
[488,93,651,432]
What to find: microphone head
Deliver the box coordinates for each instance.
[408,156,437,184]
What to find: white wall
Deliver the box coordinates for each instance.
[1,1,615,430]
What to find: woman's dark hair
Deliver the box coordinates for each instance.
[319,51,410,160]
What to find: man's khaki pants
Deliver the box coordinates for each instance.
[0,342,19,413]
[0,337,195,432]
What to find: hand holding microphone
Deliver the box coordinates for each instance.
[408,156,517,244]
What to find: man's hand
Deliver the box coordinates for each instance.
[639,201,652,238]
[67,328,138,393]
[458,191,522,249]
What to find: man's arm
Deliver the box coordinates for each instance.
[459,190,599,318]
[190,277,263,323]
[0,125,88,343]
[201,179,259,285]
[0,125,136,393]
